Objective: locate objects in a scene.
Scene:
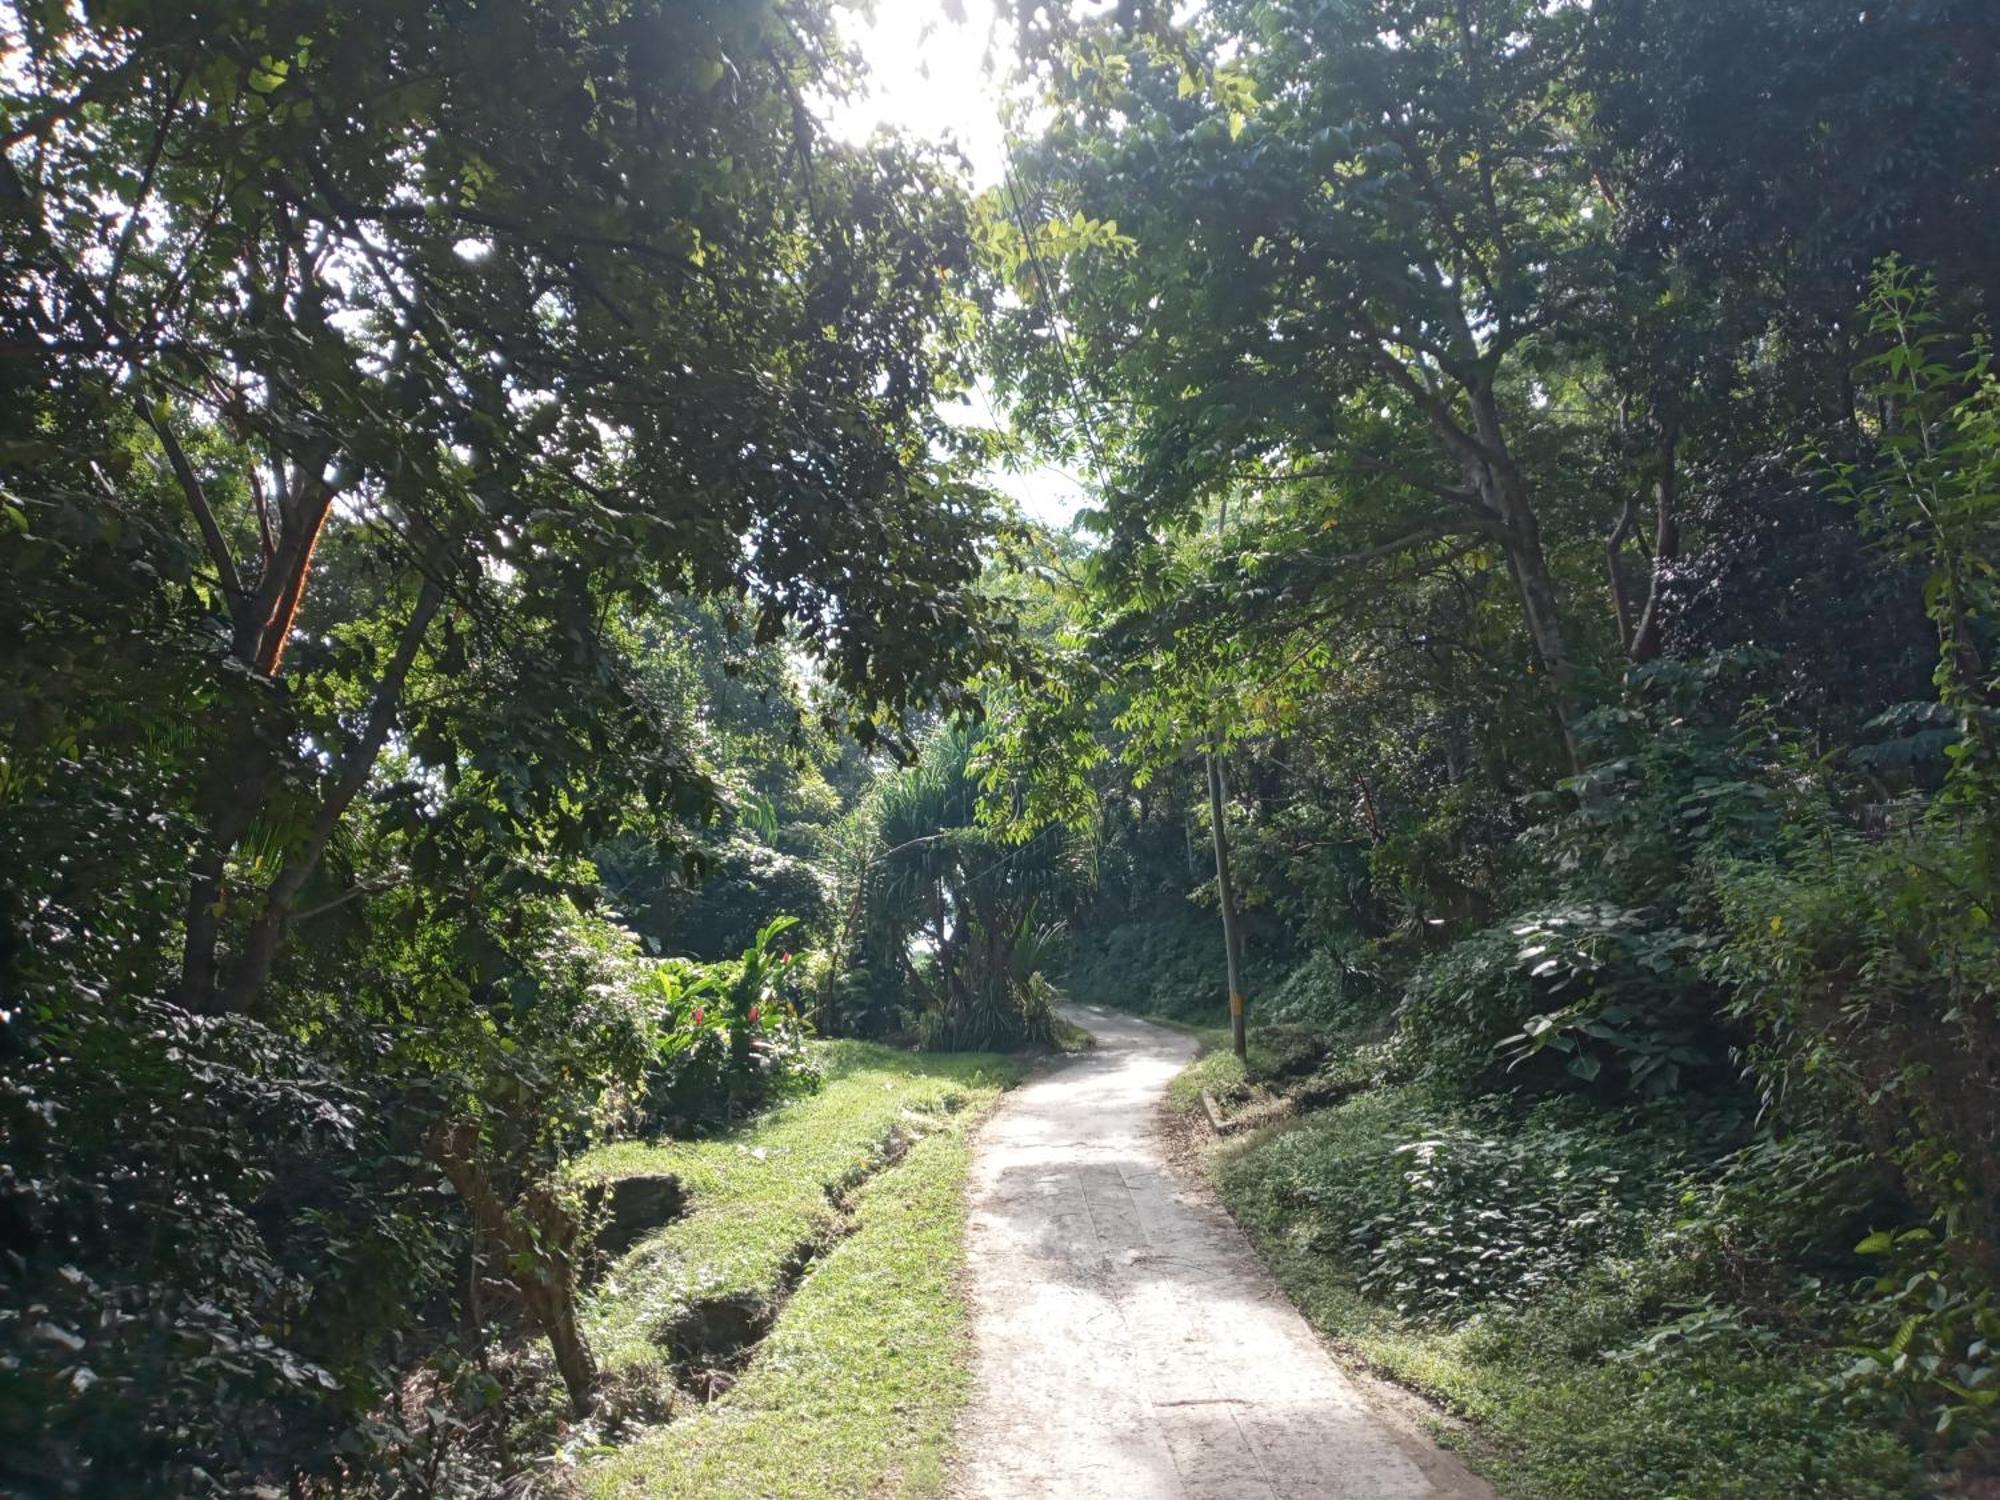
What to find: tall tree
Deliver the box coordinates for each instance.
[991,0,1614,761]
[3,0,1005,1018]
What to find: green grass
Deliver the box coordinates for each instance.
[1155,1020,1304,1117]
[581,1119,994,1497]
[1161,1031,1929,1500]
[1049,1014,1099,1053]
[1161,1023,1241,1113]
[574,1039,1023,1496]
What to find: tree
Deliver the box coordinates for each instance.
[991,0,1621,761]
[842,722,1083,1051]
[4,0,1005,1021]
[1,0,1016,1481]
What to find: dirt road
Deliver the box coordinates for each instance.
[957,1004,1494,1500]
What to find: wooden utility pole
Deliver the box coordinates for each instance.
[1207,750,1247,1061]
[1204,492,1248,1060]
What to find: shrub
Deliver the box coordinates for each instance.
[1390,925,1538,1091]
[1263,943,1391,1030]
[0,892,660,1494]
[914,966,1061,1054]
[612,836,833,963]
[0,997,402,1495]
[1711,823,2000,1450]
[1395,903,1718,1097]
[1214,1057,1931,1497]
[1229,1090,1691,1321]
[640,917,820,1134]
[1061,903,1287,1023]
[1714,827,2000,1265]
[1840,1228,2000,1443]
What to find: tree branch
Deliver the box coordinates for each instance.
[104,70,186,318]
[139,402,248,627]
[299,162,705,281]
[1291,516,1505,585]
[1350,316,1498,465]
[220,575,446,1013]
[1225,459,1482,508]
[1,53,148,149]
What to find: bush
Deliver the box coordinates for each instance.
[1211,1058,1930,1496]
[1395,903,1718,1098]
[611,836,833,964]
[0,997,403,1495]
[0,891,666,1495]
[1388,926,1537,1090]
[1466,1313,1924,1498]
[820,957,906,1040]
[1227,1090,1693,1321]
[1708,822,2000,1446]
[640,916,821,1134]
[1061,903,1286,1023]
[913,967,1060,1054]
[1714,826,2000,1256]
[1263,943,1391,1030]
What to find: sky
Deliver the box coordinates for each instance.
[824,0,1091,530]
[823,0,1014,188]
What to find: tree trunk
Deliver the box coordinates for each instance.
[1606,499,1638,653]
[1183,777,1201,880]
[430,1122,598,1417]
[218,578,444,1014]
[174,783,261,1013]
[1466,384,1579,766]
[1206,751,1247,1062]
[173,698,279,1012]
[1627,430,1680,664]
[220,447,336,671]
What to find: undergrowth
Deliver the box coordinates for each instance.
[1169,1029,1936,1498]
[1060,904,1287,1025]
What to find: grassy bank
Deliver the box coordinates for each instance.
[1163,1029,1935,1500]
[574,1040,1022,1496]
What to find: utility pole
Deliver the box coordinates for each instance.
[1207,749,1247,1061]
[1206,493,1248,1061]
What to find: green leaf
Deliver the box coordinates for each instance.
[247,56,289,94]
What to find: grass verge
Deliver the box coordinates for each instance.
[1163,1031,1930,1500]
[1049,1014,1099,1053]
[573,1040,1022,1496]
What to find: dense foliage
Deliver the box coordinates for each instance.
[1,0,1008,1490]
[821,723,1084,1050]
[976,0,2000,1488]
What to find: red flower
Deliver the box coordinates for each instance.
[691,1007,705,1026]
[748,1004,761,1024]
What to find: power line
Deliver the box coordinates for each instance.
[998,137,1112,481]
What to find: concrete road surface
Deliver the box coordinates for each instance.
[956,1004,1494,1500]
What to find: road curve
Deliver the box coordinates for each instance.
[956,1004,1494,1500]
